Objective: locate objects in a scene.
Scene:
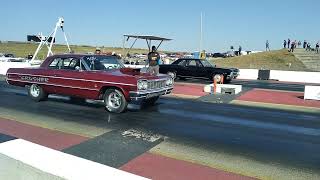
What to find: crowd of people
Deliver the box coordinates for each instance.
[282,39,319,53]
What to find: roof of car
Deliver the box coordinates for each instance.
[50,54,117,58]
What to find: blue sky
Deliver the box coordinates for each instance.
[1,0,319,52]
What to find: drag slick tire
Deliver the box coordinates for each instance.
[144,96,159,106]
[104,88,128,113]
[28,84,48,102]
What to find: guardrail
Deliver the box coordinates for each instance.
[238,69,320,84]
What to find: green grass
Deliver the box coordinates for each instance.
[209,49,309,71]
[0,41,152,59]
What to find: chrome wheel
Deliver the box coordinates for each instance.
[30,84,40,97]
[107,92,122,109]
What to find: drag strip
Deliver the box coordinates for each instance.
[0,80,320,173]
[0,134,16,144]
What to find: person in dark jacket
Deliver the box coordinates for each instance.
[283,40,287,49]
[303,40,307,49]
[289,41,295,52]
[266,40,270,51]
[147,46,160,75]
[287,38,291,49]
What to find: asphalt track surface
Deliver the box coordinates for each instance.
[0,79,320,178]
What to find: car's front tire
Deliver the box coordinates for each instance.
[28,84,48,102]
[104,88,128,113]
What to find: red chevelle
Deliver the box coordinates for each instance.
[6,54,174,113]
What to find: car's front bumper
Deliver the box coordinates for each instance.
[129,87,173,101]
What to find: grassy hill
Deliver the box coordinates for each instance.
[0,42,310,71]
[0,41,151,59]
[209,49,309,71]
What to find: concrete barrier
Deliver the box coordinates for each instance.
[237,69,259,80]
[0,139,149,180]
[270,70,320,84]
[204,84,242,94]
[238,69,320,84]
[0,62,36,75]
[304,86,320,100]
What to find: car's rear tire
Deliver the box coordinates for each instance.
[28,84,48,102]
[104,88,128,113]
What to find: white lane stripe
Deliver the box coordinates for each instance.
[0,139,149,180]
[160,109,320,136]
[6,78,100,91]
[7,72,137,86]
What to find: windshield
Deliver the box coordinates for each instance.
[83,55,125,71]
[201,60,214,67]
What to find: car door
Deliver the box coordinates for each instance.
[48,57,99,99]
[174,59,188,77]
[184,59,205,77]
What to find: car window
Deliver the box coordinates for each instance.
[178,60,187,66]
[188,60,197,66]
[48,58,81,70]
[202,60,214,67]
[82,56,124,71]
[48,58,63,69]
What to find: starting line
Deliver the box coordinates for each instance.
[0,139,149,180]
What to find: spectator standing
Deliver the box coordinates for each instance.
[306,43,311,51]
[266,40,270,51]
[316,42,319,53]
[147,46,161,75]
[298,41,301,48]
[303,40,307,49]
[287,39,291,49]
[238,46,242,56]
[289,41,295,52]
[283,40,287,48]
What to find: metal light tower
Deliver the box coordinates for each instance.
[31,17,71,61]
[200,12,203,52]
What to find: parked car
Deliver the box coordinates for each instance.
[224,51,235,57]
[0,53,25,62]
[159,58,239,82]
[212,53,226,58]
[6,54,174,113]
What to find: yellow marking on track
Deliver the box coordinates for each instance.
[0,107,111,138]
[252,88,302,93]
[231,100,320,114]
[150,140,319,180]
[169,93,200,99]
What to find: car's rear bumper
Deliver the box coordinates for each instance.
[129,87,173,101]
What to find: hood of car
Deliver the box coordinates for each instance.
[97,68,169,80]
